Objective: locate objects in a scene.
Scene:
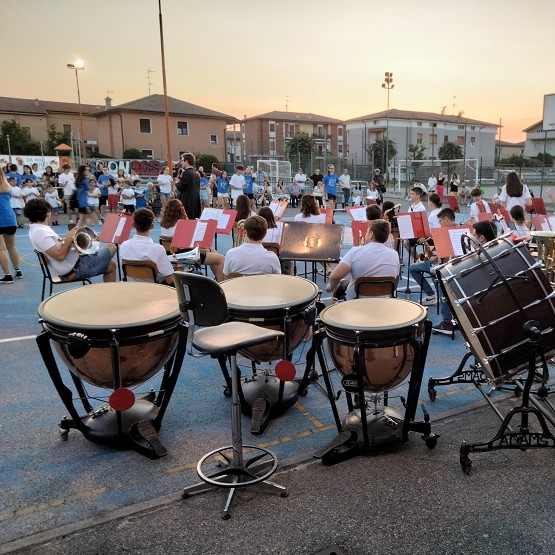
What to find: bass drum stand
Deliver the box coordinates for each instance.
[300,322,438,466]
[460,321,555,474]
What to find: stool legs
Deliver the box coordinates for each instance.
[183,353,287,519]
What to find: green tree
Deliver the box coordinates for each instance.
[286,132,316,171]
[0,119,42,155]
[195,153,220,172]
[46,124,71,155]
[122,148,143,159]
[537,152,553,166]
[437,141,463,161]
[367,138,397,173]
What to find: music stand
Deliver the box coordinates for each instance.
[98,213,134,281]
[280,222,343,282]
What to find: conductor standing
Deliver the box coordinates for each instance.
[176,152,201,219]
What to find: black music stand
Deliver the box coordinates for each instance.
[280,222,343,282]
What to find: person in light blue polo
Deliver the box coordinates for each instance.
[322,163,340,211]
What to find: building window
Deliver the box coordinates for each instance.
[338,126,343,139]
[470,136,476,147]
[317,144,324,156]
[431,122,437,128]
[457,136,464,145]
[139,118,151,134]
[177,121,189,136]
[63,124,72,133]
[178,150,187,158]
[317,125,325,138]
[416,133,423,145]
[338,144,343,155]
[470,126,476,131]
[210,134,218,145]
[444,135,449,143]
[141,149,154,159]
[430,134,437,145]
[417,122,422,127]
[458,125,464,130]
[269,122,276,133]
[373,120,379,124]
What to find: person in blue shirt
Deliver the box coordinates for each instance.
[322,163,340,210]
[243,167,256,211]
[199,169,210,209]
[134,179,147,209]
[96,166,113,218]
[4,164,22,186]
[215,171,229,209]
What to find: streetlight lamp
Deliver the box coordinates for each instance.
[381,71,394,180]
[67,60,86,164]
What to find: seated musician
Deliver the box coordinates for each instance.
[409,207,458,335]
[120,208,174,285]
[509,205,530,238]
[366,204,395,249]
[404,186,427,261]
[294,194,324,222]
[473,220,497,245]
[24,198,116,283]
[427,193,442,229]
[159,198,224,282]
[468,188,492,221]
[223,215,281,279]
[326,219,400,301]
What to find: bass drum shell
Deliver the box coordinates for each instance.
[319,299,427,392]
[221,275,319,362]
[437,235,555,382]
[38,283,182,389]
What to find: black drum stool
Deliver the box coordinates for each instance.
[174,272,288,519]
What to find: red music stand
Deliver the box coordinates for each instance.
[98,213,134,281]
[397,212,430,240]
[446,196,460,213]
[351,221,369,246]
[172,219,217,250]
[431,226,473,258]
[200,208,237,249]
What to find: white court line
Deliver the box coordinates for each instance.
[0,335,36,343]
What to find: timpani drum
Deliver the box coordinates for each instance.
[221,274,319,362]
[319,298,427,392]
[38,283,182,389]
[437,234,555,382]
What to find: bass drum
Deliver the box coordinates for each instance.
[38,282,182,389]
[437,234,555,382]
[221,274,319,362]
[319,298,427,392]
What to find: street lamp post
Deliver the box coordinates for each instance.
[519,146,525,179]
[67,60,86,164]
[381,71,394,180]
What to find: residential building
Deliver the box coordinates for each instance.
[242,111,345,166]
[495,140,525,162]
[522,121,555,158]
[92,95,238,160]
[346,109,498,170]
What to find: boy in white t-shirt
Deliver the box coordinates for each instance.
[120,180,136,214]
[44,184,61,226]
[405,186,427,261]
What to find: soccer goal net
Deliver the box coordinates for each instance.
[395,159,479,189]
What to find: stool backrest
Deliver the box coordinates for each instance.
[173,271,228,327]
[354,275,398,298]
[122,259,158,282]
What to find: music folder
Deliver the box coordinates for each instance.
[280,222,343,262]
[98,213,133,244]
[532,215,555,231]
[397,212,430,239]
[200,207,237,234]
[172,219,217,249]
[430,225,473,258]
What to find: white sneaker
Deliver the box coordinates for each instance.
[421,295,437,306]
[68,219,74,223]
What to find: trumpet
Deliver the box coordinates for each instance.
[73,226,100,255]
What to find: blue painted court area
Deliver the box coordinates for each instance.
[0,208,515,546]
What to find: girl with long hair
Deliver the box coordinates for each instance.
[500,171,532,212]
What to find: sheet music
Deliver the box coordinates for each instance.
[200,207,222,220]
[217,213,230,229]
[113,217,127,241]
[448,228,469,257]
[263,222,283,244]
[192,221,208,243]
[397,214,416,239]
[349,207,367,221]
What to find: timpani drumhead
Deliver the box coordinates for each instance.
[320,298,426,333]
[39,283,181,388]
[39,282,180,332]
[221,274,318,312]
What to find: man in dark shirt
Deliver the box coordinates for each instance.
[176,152,201,219]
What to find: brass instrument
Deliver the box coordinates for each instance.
[233,219,246,247]
[358,229,365,246]
[169,247,201,269]
[530,231,555,288]
[73,226,100,255]
[416,237,435,262]
[383,203,401,217]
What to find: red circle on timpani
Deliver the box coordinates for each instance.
[109,388,136,411]
[275,360,296,382]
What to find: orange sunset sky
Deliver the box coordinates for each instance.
[4,0,554,143]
